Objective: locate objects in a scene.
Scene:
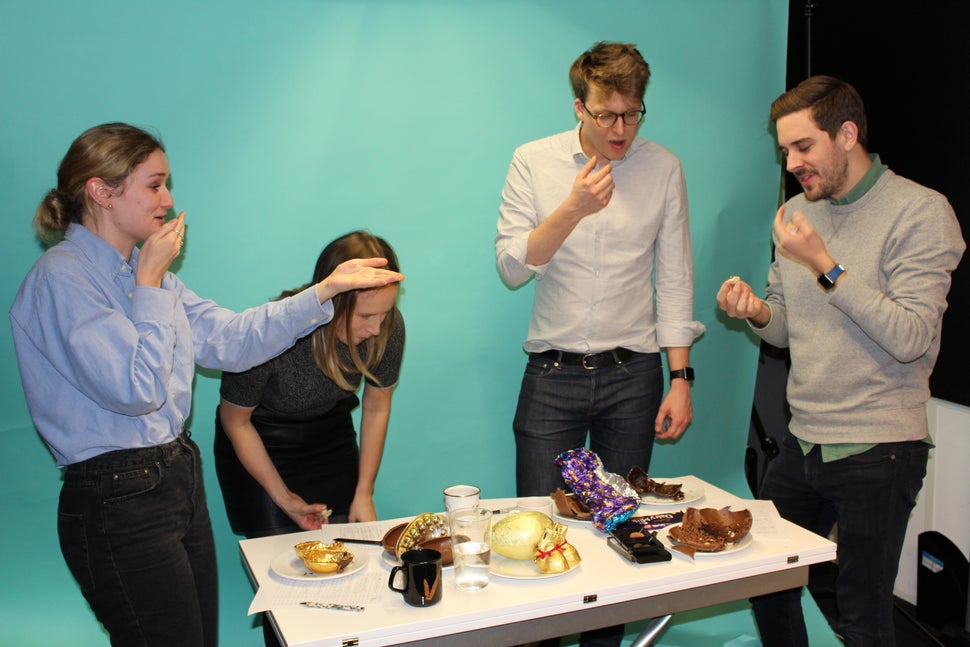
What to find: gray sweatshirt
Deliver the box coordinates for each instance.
[754,169,965,444]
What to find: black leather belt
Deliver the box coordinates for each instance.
[532,348,635,370]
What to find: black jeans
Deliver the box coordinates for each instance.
[752,434,928,647]
[58,431,218,646]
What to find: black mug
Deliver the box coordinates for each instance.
[388,548,442,607]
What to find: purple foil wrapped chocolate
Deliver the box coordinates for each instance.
[555,448,640,532]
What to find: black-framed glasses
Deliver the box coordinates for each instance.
[582,101,646,128]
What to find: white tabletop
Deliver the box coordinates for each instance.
[239,476,835,647]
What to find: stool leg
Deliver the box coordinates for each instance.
[629,614,673,647]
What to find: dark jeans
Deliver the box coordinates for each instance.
[751,433,929,647]
[514,350,663,647]
[58,431,218,647]
[513,350,663,498]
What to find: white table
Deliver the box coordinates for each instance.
[238,476,835,647]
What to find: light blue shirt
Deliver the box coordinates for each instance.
[496,123,704,353]
[10,223,333,467]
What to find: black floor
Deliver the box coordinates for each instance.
[808,562,970,647]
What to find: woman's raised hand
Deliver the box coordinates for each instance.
[136,212,185,287]
[315,258,404,303]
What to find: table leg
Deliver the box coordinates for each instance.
[628,614,673,647]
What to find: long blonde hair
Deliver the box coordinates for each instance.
[283,231,400,391]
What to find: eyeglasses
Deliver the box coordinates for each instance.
[581,101,646,128]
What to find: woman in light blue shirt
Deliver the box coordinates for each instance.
[9,122,403,647]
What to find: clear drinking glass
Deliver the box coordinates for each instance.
[449,507,492,590]
[443,484,480,513]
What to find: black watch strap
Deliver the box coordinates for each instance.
[669,367,695,383]
[817,264,846,290]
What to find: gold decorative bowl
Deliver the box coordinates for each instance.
[293,541,354,574]
[294,541,323,560]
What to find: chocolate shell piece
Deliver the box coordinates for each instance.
[666,507,753,558]
[627,466,685,500]
[551,488,593,520]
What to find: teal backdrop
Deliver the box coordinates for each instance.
[0,1,838,645]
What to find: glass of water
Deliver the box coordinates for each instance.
[449,507,492,590]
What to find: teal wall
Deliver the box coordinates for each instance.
[0,1,803,645]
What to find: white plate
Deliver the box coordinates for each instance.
[381,550,454,570]
[552,511,594,524]
[489,553,579,579]
[639,480,705,506]
[271,549,369,581]
[657,525,753,557]
[551,493,613,524]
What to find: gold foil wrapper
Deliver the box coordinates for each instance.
[534,522,581,574]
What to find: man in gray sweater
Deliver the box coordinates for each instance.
[717,76,965,646]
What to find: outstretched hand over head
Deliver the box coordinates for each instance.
[315,258,404,303]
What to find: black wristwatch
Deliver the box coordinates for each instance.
[669,367,695,384]
[817,264,846,290]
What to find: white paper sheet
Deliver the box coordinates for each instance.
[734,499,790,541]
[249,520,398,615]
[248,570,385,614]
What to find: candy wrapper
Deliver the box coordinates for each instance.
[616,511,684,532]
[555,448,640,532]
[534,522,581,574]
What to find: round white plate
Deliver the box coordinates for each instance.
[657,525,753,557]
[489,553,579,579]
[639,480,705,506]
[271,549,369,581]
[381,550,454,570]
[552,511,593,524]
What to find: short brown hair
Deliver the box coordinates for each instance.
[770,75,868,147]
[569,41,651,102]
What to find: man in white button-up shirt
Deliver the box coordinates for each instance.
[495,43,704,647]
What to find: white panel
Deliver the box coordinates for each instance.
[894,398,970,605]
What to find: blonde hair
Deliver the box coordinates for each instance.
[34,123,164,246]
[282,231,400,391]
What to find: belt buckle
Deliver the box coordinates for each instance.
[581,353,598,370]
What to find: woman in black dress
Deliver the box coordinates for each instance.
[214,231,404,535]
